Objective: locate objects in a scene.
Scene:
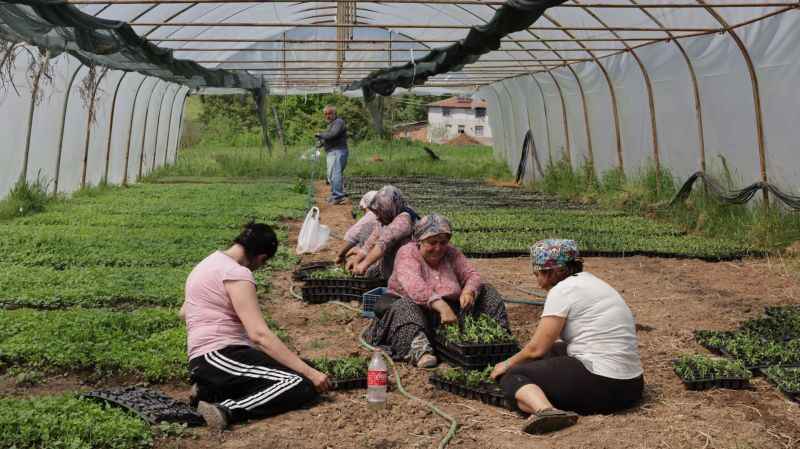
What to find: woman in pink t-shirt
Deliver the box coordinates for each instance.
[181,222,331,431]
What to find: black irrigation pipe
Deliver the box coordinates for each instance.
[668,172,800,210]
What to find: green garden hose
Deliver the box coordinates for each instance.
[288,281,460,449]
[357,328,459,449]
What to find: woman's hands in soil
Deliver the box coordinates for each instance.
[308,368,333,393]
[432,299,458,325]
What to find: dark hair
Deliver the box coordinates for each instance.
[234,221,278,260]
[564,259,584,276]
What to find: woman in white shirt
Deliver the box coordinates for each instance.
[490,239,643,435]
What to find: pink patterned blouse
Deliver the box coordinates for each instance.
[361,212,414,253]
[388,241,482,309]
[344,211,379,247]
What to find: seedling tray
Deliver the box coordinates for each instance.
[83,386,204,426]
[434,334,519,358]
[429,374,512,410]
[331,376,367,391]
[301,284,383,304]
[292,261,334,281]
[433,338,509,369]
[761,368,800,403]
[764,305,800,318]
[303,277,386,290]
[677,376,752,391]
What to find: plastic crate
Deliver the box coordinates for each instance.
[362,287,388,319]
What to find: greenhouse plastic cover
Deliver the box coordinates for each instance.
[1,0,799,198]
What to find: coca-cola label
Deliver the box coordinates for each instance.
[368,370,387,386]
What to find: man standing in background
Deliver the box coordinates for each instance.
[316,105,349,205]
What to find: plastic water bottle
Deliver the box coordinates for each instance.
[367,350,387,409]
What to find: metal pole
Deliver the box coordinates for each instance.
[81,67,110,189]
[163,86,185,167]
[150,83,173,174]
[138,80,164,180]
[123,76,151,186]
[103,71,130,183]
[53,64,85,194]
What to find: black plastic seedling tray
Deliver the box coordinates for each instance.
[83,387,204,426]
[292,261,335,281]
[433,338,509,369]
[429,375,512,410]
[678,376,752,391]
[300,276,385,304]
[761,368,800,403]
[434,335,519,358]
[331,377,367,391]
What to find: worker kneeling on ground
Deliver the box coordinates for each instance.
[336,190,379,264]
[365,213,510,368]
[181,222,332,431]
[490,239,643,434]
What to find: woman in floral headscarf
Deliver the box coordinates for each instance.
[336,191,379,264]
[365,213,509,368]
[346,185,419,278]
[490,239,643,435]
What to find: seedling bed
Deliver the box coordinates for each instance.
[83,386,204,426]
[764,305,800,319]
[693,330,734,354]
[308,357,369,390]
[429,375,512,410]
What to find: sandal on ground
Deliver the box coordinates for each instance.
[416,353,438,369]
[197,401,230,432]
[521,408,578,434]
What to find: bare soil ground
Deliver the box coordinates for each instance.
[10,181,800,449]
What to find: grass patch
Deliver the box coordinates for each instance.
[0,394,153,449]
[0,176,51,220]
[148,139,511,182]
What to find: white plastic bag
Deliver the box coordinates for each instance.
[296,207,330,254]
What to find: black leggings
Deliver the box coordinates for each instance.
[189,346,318,424]
[499,344,643,415]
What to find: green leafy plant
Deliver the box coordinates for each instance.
[310,356,368,379]
[762,366,800,393]
[0,394,152,449]
[440,314,513,345]
[436,366,495,388]
[307,266,355,280]
[673,354,752,381]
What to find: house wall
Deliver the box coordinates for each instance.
[427,107,493,144]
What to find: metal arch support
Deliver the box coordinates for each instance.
[696,0,769,203]
[565,65,594,170]
[138,80,165,181]
[163,86,187,167]
[434,3,573,162]
[171,92,190,164]
[81,67,110,189]
[497,82,520,163]
[150,83,174,174]
[22,50,50,184]
[539,12,625,171]
[123,76,152,186]
[53,63,86,194]
[629,0,707,174]
[103,71,130,184]
[571,1,660,181]
[526,73,553,166]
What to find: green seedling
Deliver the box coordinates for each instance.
[440,314,513,345]
[673,354,752,381]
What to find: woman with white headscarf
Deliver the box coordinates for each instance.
[336,190,379,264]
[365,213,509,368]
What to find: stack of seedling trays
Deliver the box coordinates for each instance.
[433,315,519,370]
[83,387,205,426]
[429,367,512,410]
[309,356,369,390]
[294,264,385,304]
